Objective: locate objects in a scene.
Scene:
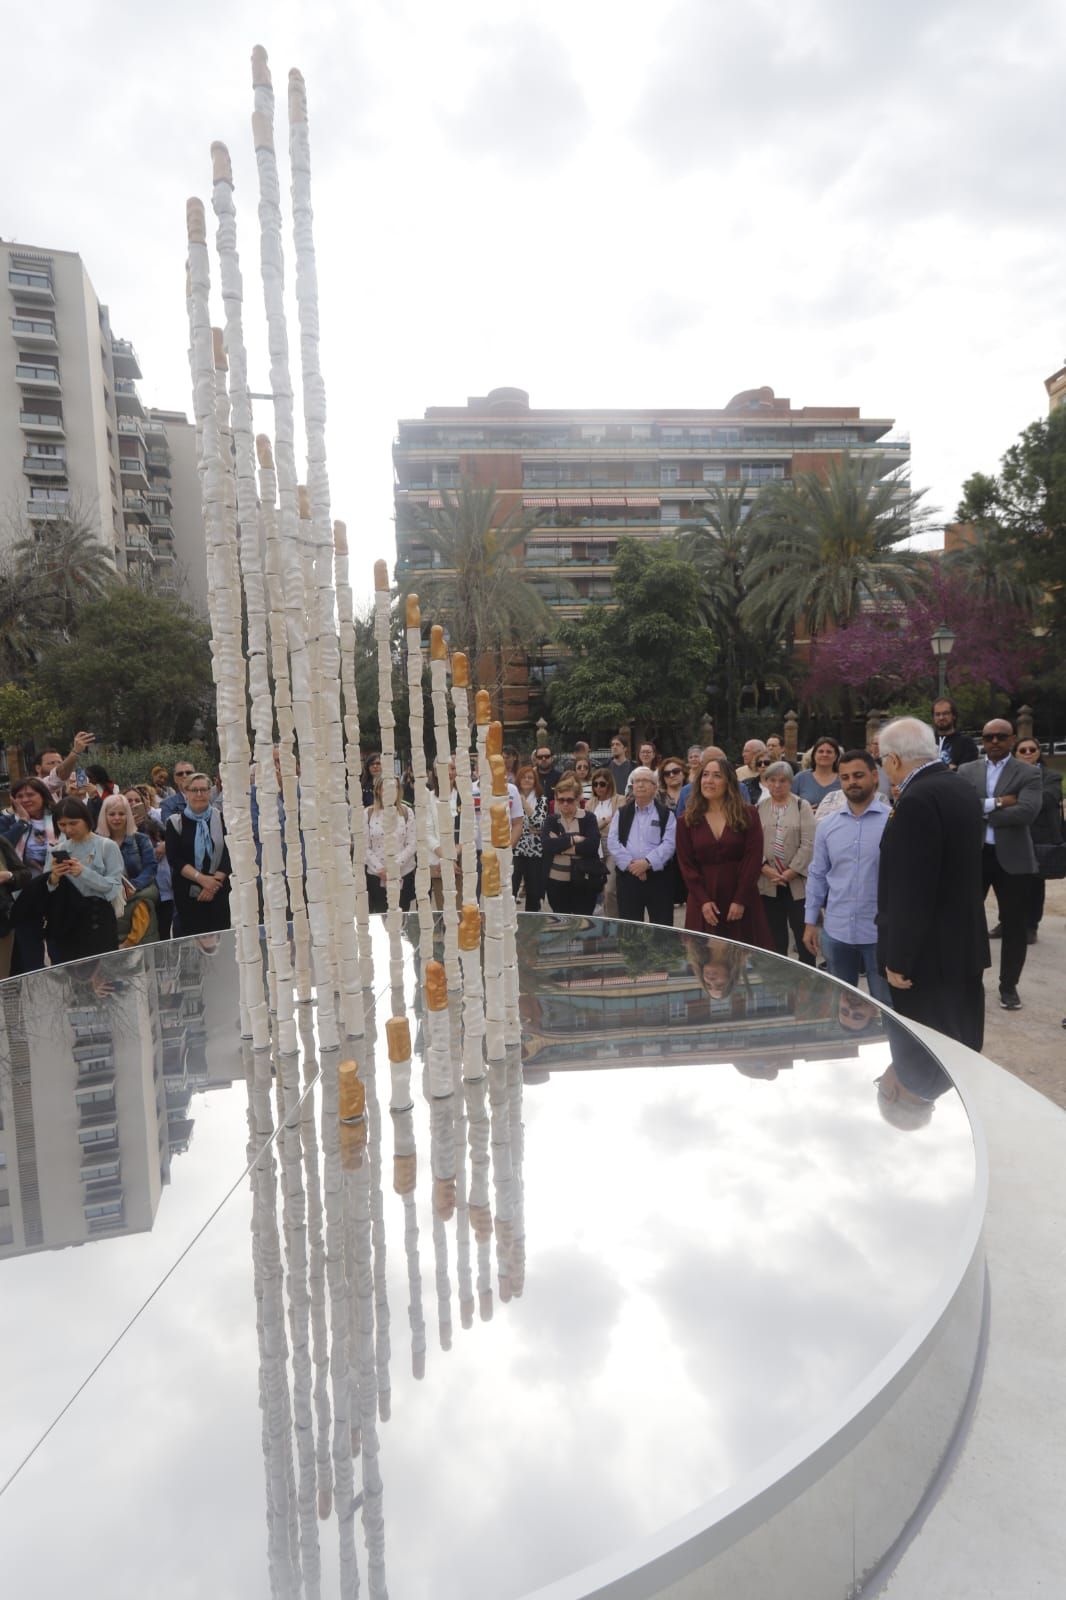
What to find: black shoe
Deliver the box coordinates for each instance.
[989,924,1002,938]
[1026,929,1038,945]
[999,987,1022,1011]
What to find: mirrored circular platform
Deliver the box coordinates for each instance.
[0,915,986,1599]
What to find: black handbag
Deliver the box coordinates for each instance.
[1035,841,1066,880]
[571,852,607,888]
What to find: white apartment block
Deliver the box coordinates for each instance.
[1,239,206,610]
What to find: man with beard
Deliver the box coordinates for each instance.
[932,699,979,770]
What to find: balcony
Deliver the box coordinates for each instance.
[23,456,67,477]
[11,316,57,346]
[125,534,152,554]
[120,457,149,486]
[149,516,173,539]
[146,448,169,469]
[19,410,64,434]
[111,337,142,380]
[114,379,145,418]
[26,497,70,520]
[8,269,54,300]
[122,494,149,520]
[16,362,60,390]
[117,417,145,444]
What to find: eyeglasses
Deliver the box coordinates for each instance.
[982,732,1010,741]
[592,780,611,788]
[175,769,194,778]
[662,767,682,778]
[536,752,552,761]
[755,759,771,769]
[185,785,211,794]
[556,795,578,803]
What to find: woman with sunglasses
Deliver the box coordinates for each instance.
[541,774,603,915]
[165,772,232,936]
[572,754,594,802]
[1014,736,1064,943]
[659,757,688,910]
[513,765,547,911]
[590,768,620,916]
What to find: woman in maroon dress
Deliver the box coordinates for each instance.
[676,756,773,948]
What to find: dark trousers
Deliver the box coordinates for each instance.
[615,866,674,926]
[763,886,815,965]
[366,869,416,914]
[512,854,544,912]
[545,877,599,917]
[157,900,175,941]
[983,845,1032,989]
[893,974,985,1054]
[1026,874,1045,932]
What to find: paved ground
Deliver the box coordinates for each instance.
[981,876,1065,1110]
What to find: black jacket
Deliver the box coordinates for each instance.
[541,810,600,863]
[1032,765,1064,847]
[877,763,989,982]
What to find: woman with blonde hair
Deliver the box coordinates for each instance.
[98,793,160,946]
[675,756,772,946]
[590,766,621,916]
[364,773,417,913]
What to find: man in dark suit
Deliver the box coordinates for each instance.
[877,717,989,1052]
[957,719,1042,1010]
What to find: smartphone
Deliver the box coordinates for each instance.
[51,848,70,863]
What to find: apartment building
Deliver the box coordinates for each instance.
[1046,360,1066,412]
[393,385,909,728]
[2,239,206,609]
[0,940,232,1263]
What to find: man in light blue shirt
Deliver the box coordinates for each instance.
[608,767,677,924]
[802,749,891,1005]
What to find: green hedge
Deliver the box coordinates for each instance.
[90,742,217,792]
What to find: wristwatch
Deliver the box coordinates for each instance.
[994,797,1004,810]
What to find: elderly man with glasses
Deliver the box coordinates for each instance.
[957,719,1042,1010]
[608,766,677,926]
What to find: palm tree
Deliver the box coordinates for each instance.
[678,486,790,739]
[741,454,928,640]
[0,562,58,681]
[396,480,555,707]
[13,512,118,635]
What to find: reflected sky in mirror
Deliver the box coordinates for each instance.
[0,916,977,1599]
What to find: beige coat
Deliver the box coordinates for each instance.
[756,794,816,901]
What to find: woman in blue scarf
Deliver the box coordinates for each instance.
[164,771,232,936]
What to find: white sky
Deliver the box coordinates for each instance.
[5,0,1064,589]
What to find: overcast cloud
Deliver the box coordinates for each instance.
[4,0,1064,588]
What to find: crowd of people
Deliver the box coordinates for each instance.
[0,737,231,978]
[2,701,1062,1053]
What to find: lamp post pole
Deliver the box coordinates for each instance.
[930,623,957,702]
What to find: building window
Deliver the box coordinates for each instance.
[702,466,726,483]
[740,463,786,482]
[714,429,740,444]
[660,464,680,485]
[813,430,859,446]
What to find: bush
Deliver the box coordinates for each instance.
[91,742,216,791]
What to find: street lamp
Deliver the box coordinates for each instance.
[930,623,957,701]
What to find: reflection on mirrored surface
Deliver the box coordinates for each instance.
[0,917,978,1599]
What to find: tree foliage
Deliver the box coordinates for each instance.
[34,587,214,748]
[396,481,555,701]
[952,407,1066,626]
[802,564,1036,708]
[742,454,928,639]
[0,681,64,746]
[548,540,715,746]
[678,487,792,741]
